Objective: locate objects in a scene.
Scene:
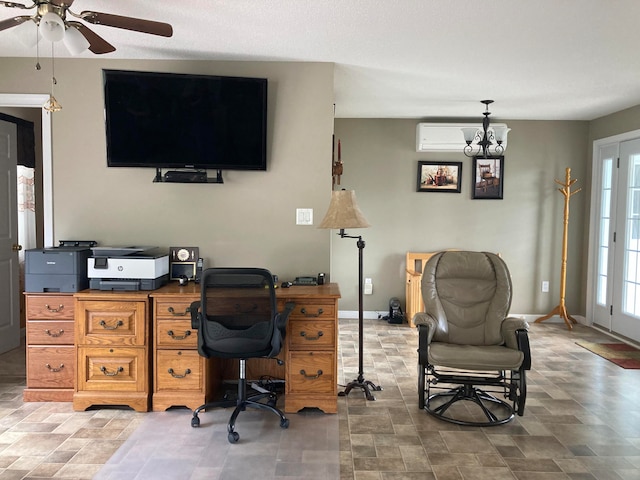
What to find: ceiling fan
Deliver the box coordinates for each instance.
[0,0,173,55]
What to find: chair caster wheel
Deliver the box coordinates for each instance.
[228,431,240,443]
[191,416,200,428]
[280,418,289,429]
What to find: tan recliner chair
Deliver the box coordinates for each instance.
[415,251,531,426]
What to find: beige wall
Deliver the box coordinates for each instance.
[6,55,640,316]
[333,118,589,315]
[0,58,335,282]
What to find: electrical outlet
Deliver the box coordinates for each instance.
[542,280,549,293]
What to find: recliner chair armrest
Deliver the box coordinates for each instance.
[516,329,532,370]
[190,301,201,330]
[415,313,437,365]
[501,317,529,349]
[414,313,437,337]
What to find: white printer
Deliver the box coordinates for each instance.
[88,246,169,291]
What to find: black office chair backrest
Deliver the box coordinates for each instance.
[195,268,281,359]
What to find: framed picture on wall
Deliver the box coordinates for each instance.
[472,156,504,199]
[416,161,462,193]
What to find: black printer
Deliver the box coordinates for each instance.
[25,246,92,293]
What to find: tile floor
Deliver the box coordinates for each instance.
[0,319,639,479]
[338,319,640,480]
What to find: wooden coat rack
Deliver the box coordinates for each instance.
[535,167,581,330]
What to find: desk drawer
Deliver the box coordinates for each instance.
[155,300,196,320]
[289,319,335,350]
[27,346,75,388]
[27,320,75,345]
[155,350,204,392]
[76,300,146,346]
[288,351,335,395]
[288,302,335,320]
[27,295,74,320]
[156,319,197,348]
[77,347,146,392]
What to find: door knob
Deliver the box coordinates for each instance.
[12,244,22,251]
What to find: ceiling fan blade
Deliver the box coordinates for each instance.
[0,15,30,32]
[68,21,115,54]
[80,11,173,37]
[0,2,32,9]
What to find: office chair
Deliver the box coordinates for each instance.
[189,268,294,443]
[415,251,531,426]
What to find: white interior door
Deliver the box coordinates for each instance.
[591,137,640,342]
[0,119,20,354]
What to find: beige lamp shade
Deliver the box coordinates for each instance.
[318,190,370,229]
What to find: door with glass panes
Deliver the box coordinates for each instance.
[591,138,640,342]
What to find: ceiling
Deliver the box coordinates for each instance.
[2,0,640,121]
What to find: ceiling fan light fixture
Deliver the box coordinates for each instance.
[63,25,89,55]
[13,19,39,47]
[39,11,65,42]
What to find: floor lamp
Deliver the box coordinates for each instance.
[319,190,382,400]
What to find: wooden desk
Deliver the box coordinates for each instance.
[150,282,341,414]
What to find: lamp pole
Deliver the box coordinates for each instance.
[338,231,381,400]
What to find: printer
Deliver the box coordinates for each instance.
[25,246,91,292]
[88,246,169,291]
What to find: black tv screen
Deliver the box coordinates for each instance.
[103,69,267,170]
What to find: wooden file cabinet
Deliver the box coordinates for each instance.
[23,293,76,402]
[283,297,338,413]
[151,291,211,412]
[73,291,150,412]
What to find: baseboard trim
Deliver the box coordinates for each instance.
[338,311,588,325]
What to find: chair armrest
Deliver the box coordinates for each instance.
[190,301,201,330]
[416,313,437,365]
[501,317,529,349]
[516,329,532,370]
[277,302,295,330]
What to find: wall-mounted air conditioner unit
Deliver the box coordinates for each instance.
[416,122,509,153]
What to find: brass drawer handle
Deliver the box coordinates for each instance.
[45,304,64,313]
[300,331,323,341]
[168,368,192,378]
[100,366,124,376]
[167,306,190,316]
[300,308,323,317]
[45,363,64,372]
[99,320,124,330]
[299,369,323,379]
[167,330,192,340]
[44,329,64,338]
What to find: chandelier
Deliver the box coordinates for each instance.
[461,100,510,158]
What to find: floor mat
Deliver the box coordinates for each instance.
[575,341,640,369]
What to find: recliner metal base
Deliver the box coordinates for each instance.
[425,385,515,426]
[418,363,526,427]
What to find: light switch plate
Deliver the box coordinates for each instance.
[296,208,313,225]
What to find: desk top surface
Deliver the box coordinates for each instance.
[72,282,340,300]
[150,281,341,299]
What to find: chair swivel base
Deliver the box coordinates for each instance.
[425,385,515,427]
[191,392,289,443]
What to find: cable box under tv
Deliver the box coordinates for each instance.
[164,170,208,183]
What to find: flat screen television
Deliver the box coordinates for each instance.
[103,69,267,171]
